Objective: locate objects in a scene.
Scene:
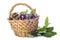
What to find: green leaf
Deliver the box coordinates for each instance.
[51,32,57,36]
[43,32,57,37]
[45,17,49,28]
[37,33,41,36]
[37,28,46,33]
[31,8,36,14]
[33,8,36,13]
[46,27,54,32]
[23,10,28,13]
[27,34,34,37]
[37,27,40,31]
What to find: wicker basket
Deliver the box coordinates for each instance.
[8,3,39,37]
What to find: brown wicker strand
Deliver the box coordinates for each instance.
[9,3,33,18]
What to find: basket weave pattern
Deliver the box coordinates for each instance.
[8,3,39,37]
[9,18,38,37]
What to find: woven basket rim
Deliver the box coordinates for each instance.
[8,16,39,20]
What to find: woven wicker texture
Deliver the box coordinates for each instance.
[8,3,39,37]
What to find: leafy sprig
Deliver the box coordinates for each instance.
[28,17,57,37]
[23,10,28,13]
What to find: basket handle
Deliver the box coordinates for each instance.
[9,3,34,17]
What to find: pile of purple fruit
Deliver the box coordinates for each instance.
[9,9,38,20]
[9,12,37,20]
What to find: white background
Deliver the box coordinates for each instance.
[0,0,60,40]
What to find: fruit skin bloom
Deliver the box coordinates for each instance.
[12,13,18,18]
[19,14,26,20]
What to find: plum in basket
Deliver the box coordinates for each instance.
[19,14,26,20]
[30,14,36,19]
[12,13,18,18]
